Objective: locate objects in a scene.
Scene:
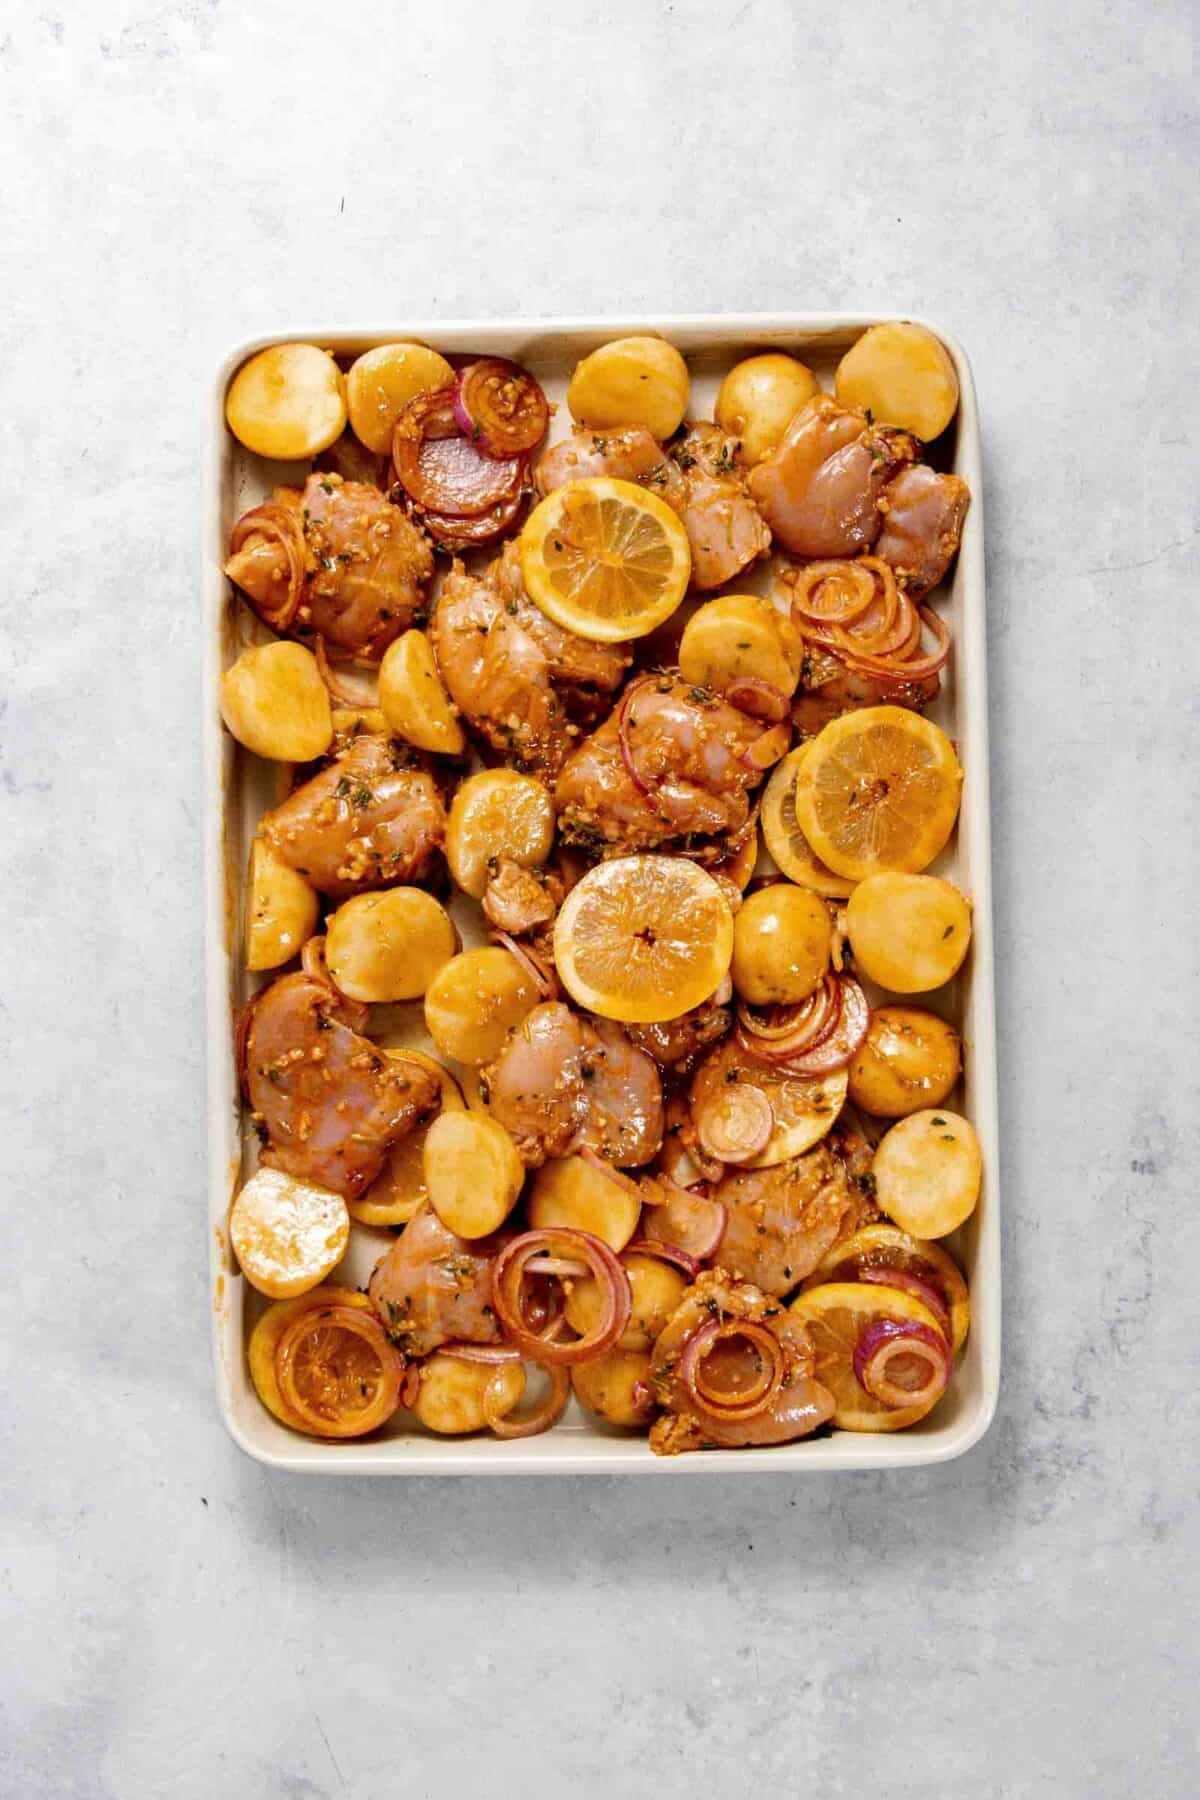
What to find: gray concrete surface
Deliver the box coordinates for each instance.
[1,2,1196,1795]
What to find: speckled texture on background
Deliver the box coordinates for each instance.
[0,2,1197,1795]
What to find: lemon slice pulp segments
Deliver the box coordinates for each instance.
[762,746,855,898]
[553,855,733,1023]
[790,1281,948,1431]
[519,477,691,642]
[793,706,962,881]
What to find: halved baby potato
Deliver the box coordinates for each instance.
[845,872,972,993]
[230,1168,350,1298]
[415,1352,524,1435]
[349,1051,463,1229]
[714,353,820,466]
[571,1347,655,1427]
[567,336,690,439]
[423,947,541,1065]
[219,641,333,763]
[379,630,465,756]
[246,837,319,971]
[565,1250,687,1351]
[226,343,347,460]
[847,1005,961,1118]
[446,769,556,898]
[835,322,959,442]
[346,342,455,455]
[677,593,802,702]
[872,1108,981,1238]
[731,883,832,1006]
[325,888,457,1003]
[423,1109,525,1239]
[527,1154,643,1251]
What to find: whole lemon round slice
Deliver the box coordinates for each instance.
[553,855,733,1023]
[519,476,691,642]
[762,745,855,898]
[790,1281,949,1432]
[793,706,962,881]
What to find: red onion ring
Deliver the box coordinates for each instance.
[740,722,791,770]
[725,678,790,724]
[490,929,558,1000]
[852,1318,950,1410]
[678,1317,786,1422]
[616,677,658,801]
[736,975,840,1054]
[626,1239,702,1281]
[227,500,306,633]
[694,1081,774,1165]
[492,1228,632,1366]
[855,1268,953,1343]
[577,1146,643,1197]
[484,1362,570,1439]
[418,484,526,549]
[453,358,549,459]
[774,975,869,1075]
[641,1182,726,1260]
[392,388,525,517]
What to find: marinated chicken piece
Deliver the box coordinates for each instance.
[261,734,445,897]
[224,475,433,659]
[714,1130,877,1295]
[535,425,686,509]
[368,1202,506,1357]
[668,423,771,591]
[430,546,630,779]
[245,970,439,1202]
[791,644,939,739]
[748,394,917,558]
[874,463,970,597]
[626,994,732,1076]
[482,1002,663,1168]
[554,673,787,854]
[649,1270,835,1454]
[481,858,563,940]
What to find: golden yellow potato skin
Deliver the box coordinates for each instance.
[835,323,959,441]
[732,884,832,1005]
[246,838,319,971]
[325,888,456,1002]
[423,948,540,1066]
[423,1110,525,1239]
[873,1109,981,1238]
[378,630,465,755]
[415,1354,525,1435]
[247,1285,371,1428]
[226,343,346,460]
[527,1155,642,1251]
[845,872,972,993]
[571,1347,655,1426]
[677,594,802,700]
[565,1252,686,1350]
[346,343,455,455]
[219,642,333,762]
[349,1053,462,1228]
[567,336,690,439]
[715,353,820,465]
[847,1006,961,1117]
[446,769,555,898]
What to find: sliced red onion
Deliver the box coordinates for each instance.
[523,1256,592,1279]
[736,974,841,1060]
[490,929,558,1000]
[438,1341,524,1364]
[492,1228,631,1366]
[678,1317,786,1422]
[739,722,790,770]
[577,1146,643,1196]
[852,1318,950,1410]
[855,1267,952,1343]
[725,677,789,724]
[775,976,870,1076]
[694,1081,773,1165]
[483,1362,570,1440]
[641,1183,726,1260]
[452,358,549,459]
[626,1238,702,1281]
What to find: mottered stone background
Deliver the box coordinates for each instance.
[0,3,1196,1795]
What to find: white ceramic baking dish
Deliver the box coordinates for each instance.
[204,314,999,1475]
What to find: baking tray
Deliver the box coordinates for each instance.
[204,314,999,1474]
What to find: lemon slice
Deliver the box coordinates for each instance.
[793,706,962,881]
[762,745,855,898]
[519,476,691,642]
[553,855,733,1023]
[248,1285,373,1428]
[230,1168,350,1298]
[789,1281,948,1431]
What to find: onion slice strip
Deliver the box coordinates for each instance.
[492,1228,632,1366]
[490,929,558,1001]
[678,1317,786,1422]
[484,1362,571,1439]
[226,500,306,633]
[852,1318,950,1410]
